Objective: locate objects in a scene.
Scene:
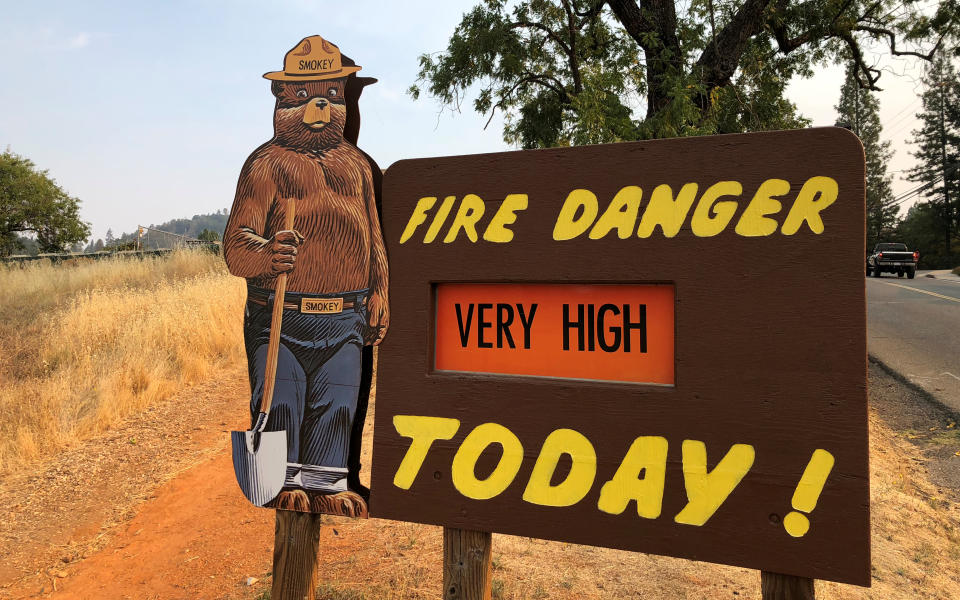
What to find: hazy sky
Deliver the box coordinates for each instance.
[0,0,932,241]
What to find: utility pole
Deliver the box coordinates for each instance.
[853,83,875,248]
[938,78,952,253]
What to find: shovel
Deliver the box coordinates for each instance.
[232,198,296,507]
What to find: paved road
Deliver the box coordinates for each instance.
[867,271,960,413]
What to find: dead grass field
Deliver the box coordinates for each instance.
[0,251,245,476]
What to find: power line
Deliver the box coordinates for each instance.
[891,161,960,206]
[885,95,923,129]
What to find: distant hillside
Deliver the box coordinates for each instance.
[144,210,230,239]
[82,210,230,252]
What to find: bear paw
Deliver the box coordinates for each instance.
[310,490,368,518]
[273,489,311,513]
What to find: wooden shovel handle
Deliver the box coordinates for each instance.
[259,198,296,416]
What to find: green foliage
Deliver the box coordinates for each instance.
[197,228,221,242]
[905,55,960,257]
[10,235,39,256]
[412,0,644,147]
[148,210,229,240]
[0,150,90,257]
[897,202,960,269]
[707,40,811,134]
[412,0,956,147]
[834,63,898,249]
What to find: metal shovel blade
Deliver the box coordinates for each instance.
[231,429,287,507]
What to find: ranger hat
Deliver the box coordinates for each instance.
[263,35,362,81]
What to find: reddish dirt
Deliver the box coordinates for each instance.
[36,451,274,600]
[0,362,381,600]
[0,366,280,599]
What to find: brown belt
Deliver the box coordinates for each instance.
[247,293,359,314]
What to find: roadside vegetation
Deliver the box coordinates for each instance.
[0,250,244,476]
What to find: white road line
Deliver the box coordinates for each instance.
[943,372,960,382]
[883,281,960,303]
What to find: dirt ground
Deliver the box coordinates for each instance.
[1,362,959,599]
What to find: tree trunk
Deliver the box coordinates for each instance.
[607,0,682,119]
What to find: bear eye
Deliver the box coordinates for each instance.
[327,87,339,98]
[295,89,308,98]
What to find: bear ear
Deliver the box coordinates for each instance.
[346,76,377,102]
[340,53,377,145]
[270,80,286,98]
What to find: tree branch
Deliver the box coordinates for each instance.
[484,73,568,129]
[560,0,584,93]
[695,0,773,90]
[573,0,604,19]
[840,30,882,90]
[855,24,943,60]
[768,0,853,53]
[606,0,655,47]
[859,0,885,21]
[520,71,571,102]
[607,0,682,117]
[510,21,571,54]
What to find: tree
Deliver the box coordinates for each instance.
[13,235,39,256]
[905,55,960,256]
[197,228,221,242]
[897,201,958,268]
[412,0,959,146]
[0,150,91,257]
[834,63,897,249]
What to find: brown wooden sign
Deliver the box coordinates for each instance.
[370,128,869,586]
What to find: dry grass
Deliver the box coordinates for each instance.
[0,251,245,476]
[952,266,960,276]
[289,367,960,600]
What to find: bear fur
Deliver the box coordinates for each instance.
[224,75,388,331]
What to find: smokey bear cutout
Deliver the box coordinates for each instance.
[225,36,388,517]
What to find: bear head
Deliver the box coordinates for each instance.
[271,78,348,150]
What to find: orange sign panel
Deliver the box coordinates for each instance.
[434,283,674,384]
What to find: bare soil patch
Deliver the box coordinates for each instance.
[0,365,254,597]
[2,363,959,599]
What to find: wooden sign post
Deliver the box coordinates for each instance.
[371,128,869,597]
[443,528,493,600]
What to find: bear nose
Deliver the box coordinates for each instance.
[314,98,328,108]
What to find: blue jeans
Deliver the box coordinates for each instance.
[244,286,368,493]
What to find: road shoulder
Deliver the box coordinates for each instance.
[870,358,960,493]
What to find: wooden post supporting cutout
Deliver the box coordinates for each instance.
[272,511,324,600]
[761,571,815,600]
[443,527,493,600]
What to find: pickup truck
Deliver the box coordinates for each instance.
[867,243,919,278]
